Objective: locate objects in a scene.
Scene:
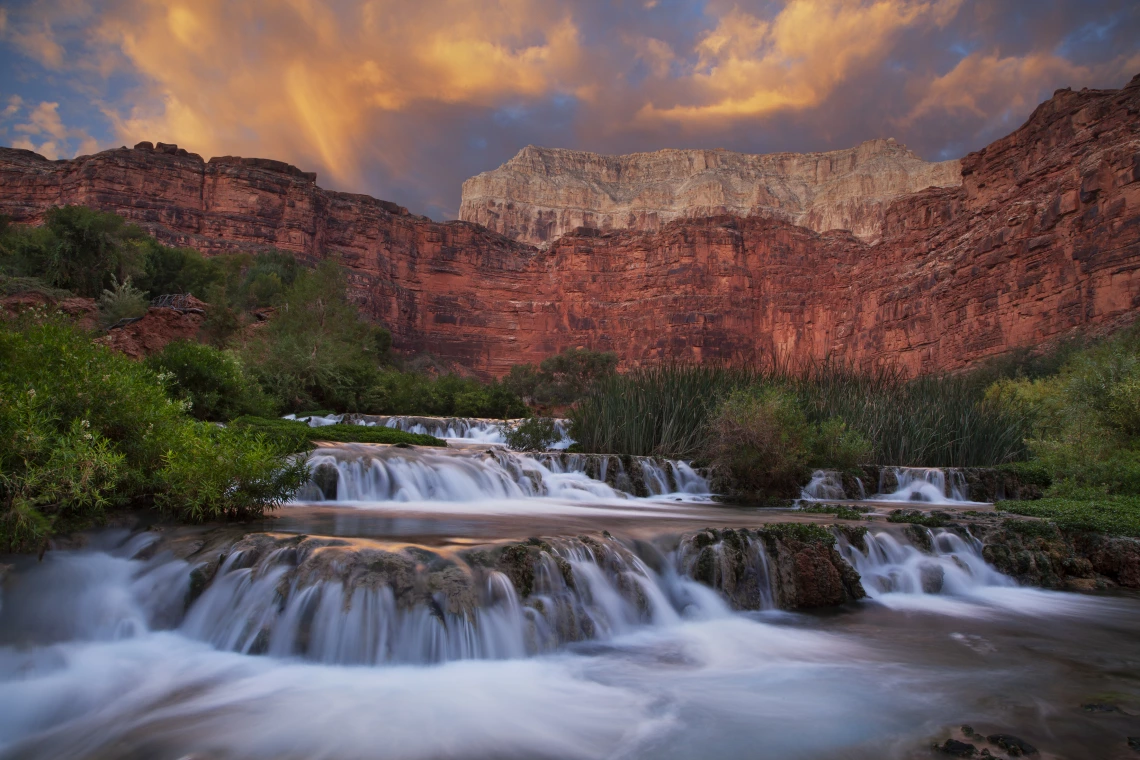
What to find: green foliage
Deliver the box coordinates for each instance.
[154,421,310,522]
[1002,493,1140,537]
[810,417,872,470]
[364,370,526,419]
[799,504,871,520]
[0,390,124,552]
[571,362,1028,467]
[985,325,1140,495]
[134,239,226,299]
[0,315,306,548]
[242,262,392,412]
[97,275,149,328]
[230,416,445,450]
[756,523,835,545]
[886,509,951,528]
[505,347,618,406]
[503,417,561,451]
[145,340,275,421]
[705,387,813,496]
[37,206,146,297]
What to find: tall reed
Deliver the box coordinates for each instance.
[569,362,1030,467]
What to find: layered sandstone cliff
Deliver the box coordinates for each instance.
[1,76,1138,377]
[459,140,961,245]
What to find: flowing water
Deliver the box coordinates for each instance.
[2,443,1139,759]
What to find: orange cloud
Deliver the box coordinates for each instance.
[902,49,1140,125]
[637,0,963,123]
[85,0,586,188]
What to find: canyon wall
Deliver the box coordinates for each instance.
[1,75,1138,377]
[459,140,961,245]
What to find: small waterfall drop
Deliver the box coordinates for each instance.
[296,446,711,503]
[837,528,1015,598]
[874,467,975,504]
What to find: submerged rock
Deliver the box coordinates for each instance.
[936,738,977,757]
[986,734,1038,756]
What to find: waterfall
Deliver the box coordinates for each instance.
[296,446,711,503]
[76,534,730,666]
[800,470,847,501]
[836,528,1015,598]
[874,467,975,504]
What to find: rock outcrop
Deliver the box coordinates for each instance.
[459,140,961,245]
[1,77,1139,377]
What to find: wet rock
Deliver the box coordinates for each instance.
[919,562,945,594]
[936,738,977,757]
[311,463,339,500]
[1082,702,1121,712]
[986,734,1038,756]
[1128,736,1140,752]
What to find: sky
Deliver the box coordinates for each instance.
[1,1,1138,221]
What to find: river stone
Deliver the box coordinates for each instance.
[986,734,1038,756]
[920,562,945,594]
[936,738,977,756]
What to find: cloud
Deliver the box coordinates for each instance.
[636,0,964,124]
[3,97,102,159]
[0,0,1137,218]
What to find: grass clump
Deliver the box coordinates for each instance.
[887,509,951,528]
[230,416,445,452]
[800,504,871,520]
[1001,493,1140,537]
[570,362,1028,468]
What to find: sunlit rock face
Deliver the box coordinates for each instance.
[459,139,962,245]
[1,76,1138,376]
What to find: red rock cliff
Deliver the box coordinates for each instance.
[1,76,1139,377]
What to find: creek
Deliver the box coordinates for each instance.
[2,433,1139,759]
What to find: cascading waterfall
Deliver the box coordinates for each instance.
[836,528,1015,597]
[875,467,974,504]
[295,446,711,503]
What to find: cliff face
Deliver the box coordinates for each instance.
[459,140,961,245]
[1,76,1138,377]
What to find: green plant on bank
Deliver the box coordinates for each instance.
[145,340,276,422]
[97,275,149,328]
[569,362,1023,467]
[229,416,445,452]
[503,417,562,451]
[0,313,307,551]
[1000,492,1140,537]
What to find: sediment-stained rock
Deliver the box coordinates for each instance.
[2,76,1139,377]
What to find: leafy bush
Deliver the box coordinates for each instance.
[366,370,527,419]
[505,347,618,406]
[97,275,149,328]
[0,389,124,551]
[503,417,561,451]
[155,422,310,522]
[810,417,872,470]
[145,340,275,421]
[704,387,813,496]
[230,416,445,450]
[0,314,306,548]
[134,239,226,299]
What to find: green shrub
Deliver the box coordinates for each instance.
[155,422,310,522]
[145,340,276,421]
[810,417,872,470]
[97,275,149,328]
[505,348,618,406]
[135,239,226,299]
[503,417,561,451]
[704,387,812,496]
[0,389,124,551]
[0,315,307,547]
